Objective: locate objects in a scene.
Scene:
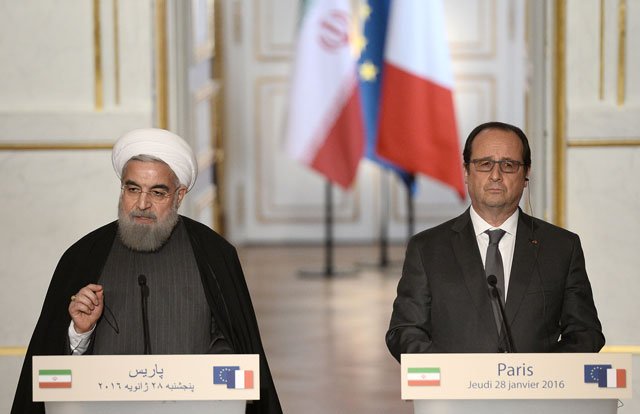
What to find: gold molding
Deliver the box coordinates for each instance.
[602,345,640,355]
[93,0,104,111]
[553,0,567,228]
[617,0,626,106]
[193,0,215,63]
[2,344,638,356]
[154,0,169,129]
[568,139,640,147]
[599,0,605,100]
[113,0,121,105]
[0,143,113,151]
[0,347,26,356]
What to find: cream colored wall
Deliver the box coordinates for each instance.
[560,1,640,410]
[561,0,640,345]
[0,2,154,409]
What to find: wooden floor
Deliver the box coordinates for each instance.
[238,244,413,414]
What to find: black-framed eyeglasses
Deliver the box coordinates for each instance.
[468,158,525,174]
[121,184,175,203]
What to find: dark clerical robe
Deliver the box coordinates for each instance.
[12,216,282,414]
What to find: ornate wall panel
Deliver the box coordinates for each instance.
[0,0,152,144]
[253,0,298,61]
[446,0,497,58]
[253,77,359,224]
[566,0,640,139]
[0,150,119,340]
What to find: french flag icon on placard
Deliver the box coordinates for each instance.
[598,368,627,388]
[213,366,254,389]
[228,369,254,389]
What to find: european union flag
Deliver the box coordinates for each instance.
[358,0,415,191]
[214,366,239,385]
[584,364,611,383]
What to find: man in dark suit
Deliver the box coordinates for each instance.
[386,121,604,360]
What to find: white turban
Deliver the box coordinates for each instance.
[112,128,198,190]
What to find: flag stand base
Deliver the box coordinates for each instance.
[297,266,357,279]
[355,259,402,272]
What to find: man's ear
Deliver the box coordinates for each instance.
[175,186,188,208]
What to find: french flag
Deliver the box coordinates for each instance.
[376,0,465,199]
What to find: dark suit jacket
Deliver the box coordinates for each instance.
[386,208,604,360]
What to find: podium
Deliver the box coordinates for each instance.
[33,354,259,413]
[401,353,632,414]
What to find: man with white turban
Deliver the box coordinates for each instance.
[13,129,282,414]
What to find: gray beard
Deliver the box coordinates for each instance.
[117,199,180,252]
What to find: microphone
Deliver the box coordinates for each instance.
[138,274,151,355]
[487,275,517,353]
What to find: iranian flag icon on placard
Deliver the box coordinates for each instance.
[39,369,72,388]
[407,367,441,386]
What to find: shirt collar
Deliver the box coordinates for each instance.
[470,206,519,237]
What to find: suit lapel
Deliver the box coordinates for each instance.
[505,210,539,325]
[451,210,498,336]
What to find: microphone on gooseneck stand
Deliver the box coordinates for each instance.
[487,275,517,353]
[138,274,151,355]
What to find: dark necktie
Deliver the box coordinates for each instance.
[485,229,506,332]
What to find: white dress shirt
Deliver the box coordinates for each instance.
[469,206,519,301]
[68,321,94,355]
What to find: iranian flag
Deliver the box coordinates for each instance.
[407,367,441,386]
[285,0,365,189]
[38,369,72,388]
[376,0,465,199]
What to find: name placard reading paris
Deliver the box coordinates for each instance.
[401,353,632,400]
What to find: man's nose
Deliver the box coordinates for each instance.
[489,163,503,180]
[136,192,152,209]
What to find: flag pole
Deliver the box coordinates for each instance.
[379,171,390,267]
[299,180,356,279]
[356,169,401,270]
[325,180,334,275]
